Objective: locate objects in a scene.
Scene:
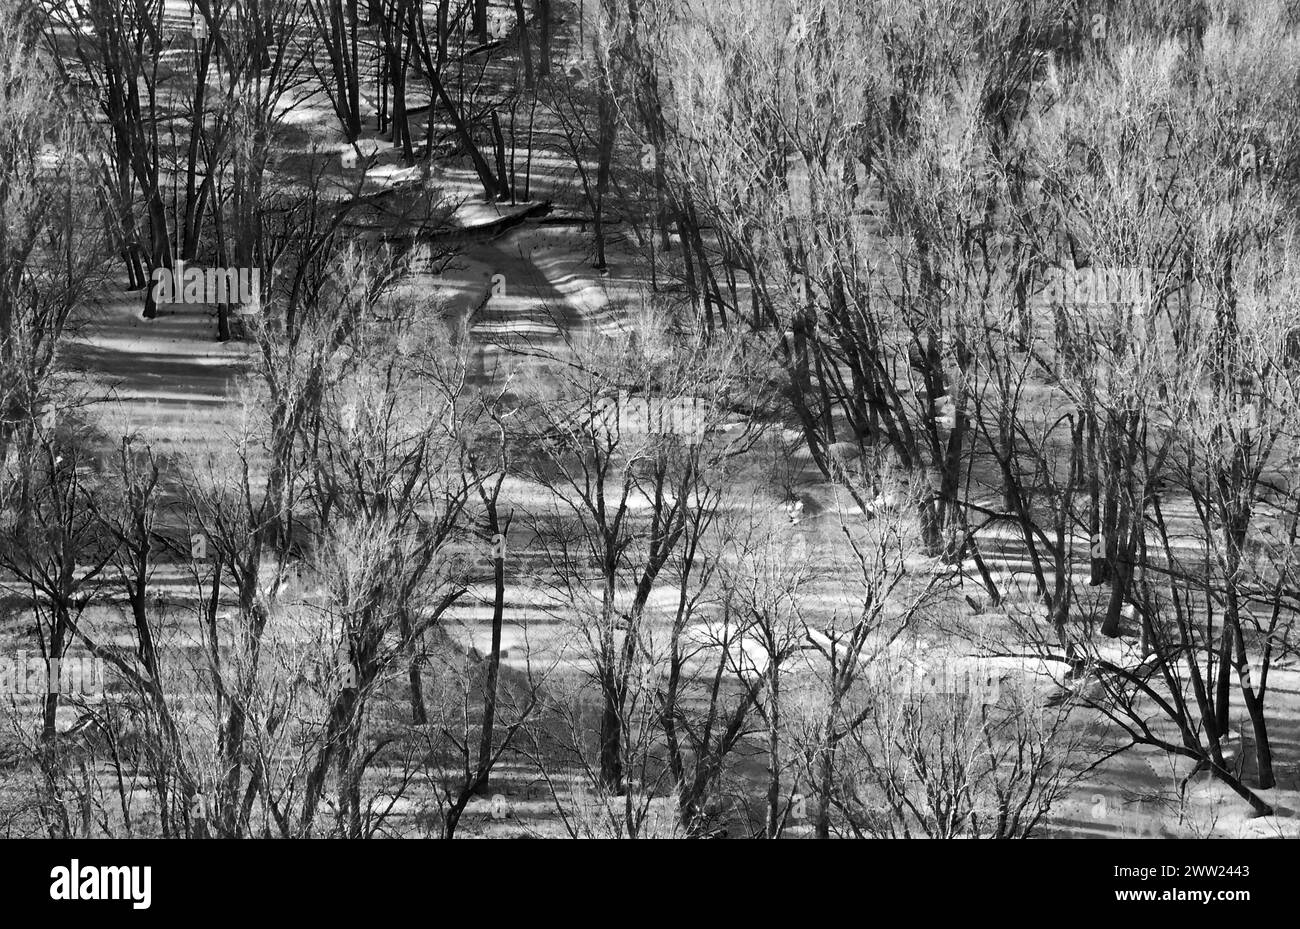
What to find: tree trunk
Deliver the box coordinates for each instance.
[474,520,508,794]
[474,0,489,42]
[599,673,624,793]
[765,668,782,839]
[538,0,552,77]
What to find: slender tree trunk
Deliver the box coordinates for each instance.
[599,671,624,793]
[538,0,552,77]
[592,92,615,269]
[474,516,508,794]
[765,668,781,839]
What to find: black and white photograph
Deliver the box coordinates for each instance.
[0,0,1288,911]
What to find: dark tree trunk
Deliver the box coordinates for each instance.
[474,0,489,42]
[474,517,508,794]
[538,0,552,77]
